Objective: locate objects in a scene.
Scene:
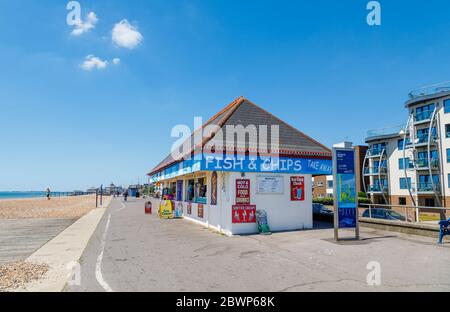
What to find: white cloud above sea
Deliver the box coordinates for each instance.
[71,12,98,36]
[112,20,143,49]
[112,58,121,65]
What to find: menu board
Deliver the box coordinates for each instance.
[236,179,251,204]
[290,176,305,201]
[256,176,284,194]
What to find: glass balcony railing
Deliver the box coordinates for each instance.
[418,182,440,193]
[367,148,384,157]
[412,134,437,145]
[415,158,439,169]
[366,125,404,139]
[364,167,387,175]
[368,185,388,192]
[414,111,432,122]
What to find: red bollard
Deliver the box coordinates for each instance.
[145,201,152,214]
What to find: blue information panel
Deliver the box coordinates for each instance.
[335,150,357,229]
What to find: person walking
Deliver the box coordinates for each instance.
[46,188,51,200]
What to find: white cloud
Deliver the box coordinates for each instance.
[112,20,143,49]
[81,55,108,71]
[112,58,121,65]
[72,12,98,36]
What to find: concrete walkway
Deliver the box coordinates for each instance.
[0,218,76,264]
[66,198,450,292]
[4,197,112,292]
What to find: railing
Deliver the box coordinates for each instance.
[364,167,387,175]
[368,185,388,192]
[415,158,439,169]
[359,203,449,224]
[366,125,404,139]
[417,182,441,193]
[408,81,450,99]
[414,111,432,122]
[367,148,384,157]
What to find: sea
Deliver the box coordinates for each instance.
[0,191,70,200]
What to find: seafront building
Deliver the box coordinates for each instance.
[147,97,332,235]
[364,86,450,218]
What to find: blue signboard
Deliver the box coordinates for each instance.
[202,154,332,175]
[150,154,332,182]
[335,150,357,229]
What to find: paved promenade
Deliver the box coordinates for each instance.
[64,198,450,292]
[0,218,75,264]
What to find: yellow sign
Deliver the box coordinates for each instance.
[159,200,173,219]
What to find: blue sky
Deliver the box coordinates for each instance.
[1,0,450,191]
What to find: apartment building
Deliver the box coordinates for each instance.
[365,87,450,215]
[312,175,333,198]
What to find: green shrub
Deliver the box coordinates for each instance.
[313,197,334,205]
[313,197,371,206]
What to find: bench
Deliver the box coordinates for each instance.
[438,219,450,244]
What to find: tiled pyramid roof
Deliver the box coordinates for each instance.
[148,97,331,176]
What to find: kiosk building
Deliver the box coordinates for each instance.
[148,97,332,235]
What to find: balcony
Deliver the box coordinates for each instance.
[366,125,404,142]
[414,111,433,124]
[364,167,387,175]
[368,184,388,193]
[415,158,439,170]
[406,134,437,148]
[366,148,385,158]
[417,182,441,194]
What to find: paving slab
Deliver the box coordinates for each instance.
[0,219,76,264]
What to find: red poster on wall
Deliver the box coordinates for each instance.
[290,176,305,201]
[232,205,257,223]
[236,179,251,204]
[187,203,192,215]
[198,204,204,219]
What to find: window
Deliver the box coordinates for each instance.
[415,103,435,121]
[448,174,450,188]
[170,182,176,197]
[186,179,195,202]
[447,124,450,138]
[398,197,406,205]
[370,143,386,155]
[447,149,450,163]
[398,139,404,150]
[398,138,410,150]
[194,177,207,204]
[176,181,183,201]
[445,99,450,114]
[416,127,436,143]
[419,175,439,186]
[400,178,411,190]
[327,181,333,188]
[399,158,412,170]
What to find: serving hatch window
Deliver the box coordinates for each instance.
[186,179,195,202]
[195,177,207,204]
